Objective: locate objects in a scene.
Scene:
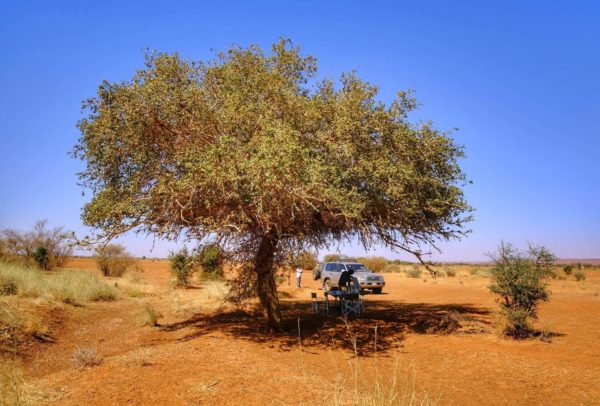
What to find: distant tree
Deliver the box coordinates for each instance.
[197,243,223,280]
[489,242,554,338]
[1,220,75,267]
[95,244,134,277]
[73,39,471,331]
[296,251,318,270]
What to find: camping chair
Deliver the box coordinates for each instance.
[341,292,362,316]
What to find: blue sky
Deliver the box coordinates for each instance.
[0,1,598,260]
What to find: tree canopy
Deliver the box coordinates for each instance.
[74,39,471,331]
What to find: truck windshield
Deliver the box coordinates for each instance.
[346,264,368,272]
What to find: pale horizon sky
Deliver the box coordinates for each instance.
[1,1,599,261]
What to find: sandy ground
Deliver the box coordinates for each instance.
[21,258,600,405]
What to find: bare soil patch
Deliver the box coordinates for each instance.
[15,258,600,405]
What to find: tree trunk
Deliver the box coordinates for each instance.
[254,234,282,333]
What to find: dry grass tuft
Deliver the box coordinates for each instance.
[123,348,152,367]
[138,301,160,327]
[0,357,27,406]
[71,346,102,369]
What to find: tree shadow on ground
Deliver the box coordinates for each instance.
[159,300,492,356]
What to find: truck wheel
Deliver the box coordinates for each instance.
[323,279,332,292]
[372,288,382,294]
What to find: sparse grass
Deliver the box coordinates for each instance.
[123,286,145,298]
[0,262,45,298]
[127,271,147,285]
[123,348,152,367]
[0,356,54,406]
[0,357,25,406]
[47,271,119,304]
[1,299,50,353]
[71,346,102,369]
[0,261,118,304]
[198,281,230,304]
[574,270,586,281]
[138,301,160,327]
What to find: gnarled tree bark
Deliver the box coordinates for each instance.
[254,234,282,333]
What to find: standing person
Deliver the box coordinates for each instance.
[295,266,303,288]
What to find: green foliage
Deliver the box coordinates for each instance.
[169,247,195,287]
[296,251,318,270]
[73,39,472,331]
[445,268,456,277]
[32,246,49,270]
[574,270,586,281]
[286,250,317,271]
[562,264,573,276]
[94,244,134,277]
[198,244,223,280]
[489,242,554,339]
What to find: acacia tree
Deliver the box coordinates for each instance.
[74,39,471,332]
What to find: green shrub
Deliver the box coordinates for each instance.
[95,244,134,277]
[32,246,50,270]
[574,270,586,281]
[169,247,196,287]
[197,244,223,281]
[445,268,456,277]
[563,264,573,276]
[406,267,422,278]
[489,242,554,339]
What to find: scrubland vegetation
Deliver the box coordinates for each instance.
[0,261,118,304]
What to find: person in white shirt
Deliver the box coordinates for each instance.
[295,267,303,288]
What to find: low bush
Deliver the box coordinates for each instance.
[574,270,586,281]
[197,244,224,281]
[489,242,554,339]
[445,268,457,277]
[169,247,196,287]
[562,264,573,276]
[95,244,135,277]
[32,247,49,270]
[406,267,422,278]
